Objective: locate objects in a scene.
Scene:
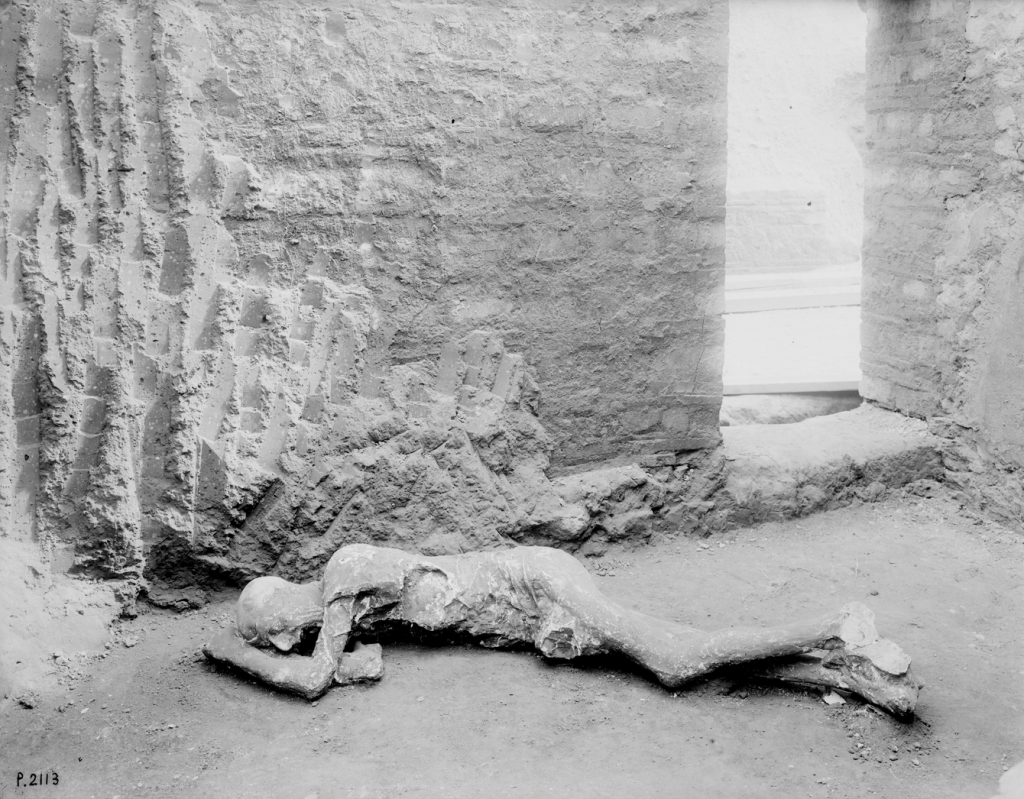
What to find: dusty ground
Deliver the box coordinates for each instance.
[0,541,118,708]
[1,491,1021,799]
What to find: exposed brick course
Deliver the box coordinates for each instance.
[863,0,1024,523]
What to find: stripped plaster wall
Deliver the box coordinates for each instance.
[863,0,1024,525]
[0,0,728,585]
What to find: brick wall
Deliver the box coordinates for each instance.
[0,0,728,579]
[863,0,1024,523]
[198,0,730,470]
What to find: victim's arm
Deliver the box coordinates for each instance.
[203,601,354,700]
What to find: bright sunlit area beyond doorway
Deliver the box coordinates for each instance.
[721,0,866,427]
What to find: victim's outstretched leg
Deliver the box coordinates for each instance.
[523,549,921,716]
[648,603,922,717]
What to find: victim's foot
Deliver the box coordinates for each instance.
[748,603,923,717]
[820,639,922,716]
[825,603,922,716]
[836,602,880,647]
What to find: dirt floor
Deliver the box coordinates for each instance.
[1,491,1021,799]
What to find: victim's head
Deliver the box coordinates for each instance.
[235,576,324,652]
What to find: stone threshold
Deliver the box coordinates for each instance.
[714,404,942,528]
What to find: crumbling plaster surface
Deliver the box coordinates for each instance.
[0,0,727,585]
[184,0,729,471]
[862,0,1024,526]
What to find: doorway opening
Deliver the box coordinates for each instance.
[721,0,867,427]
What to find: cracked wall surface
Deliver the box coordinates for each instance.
[863,0,1024,525]
[0,0,727,584]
